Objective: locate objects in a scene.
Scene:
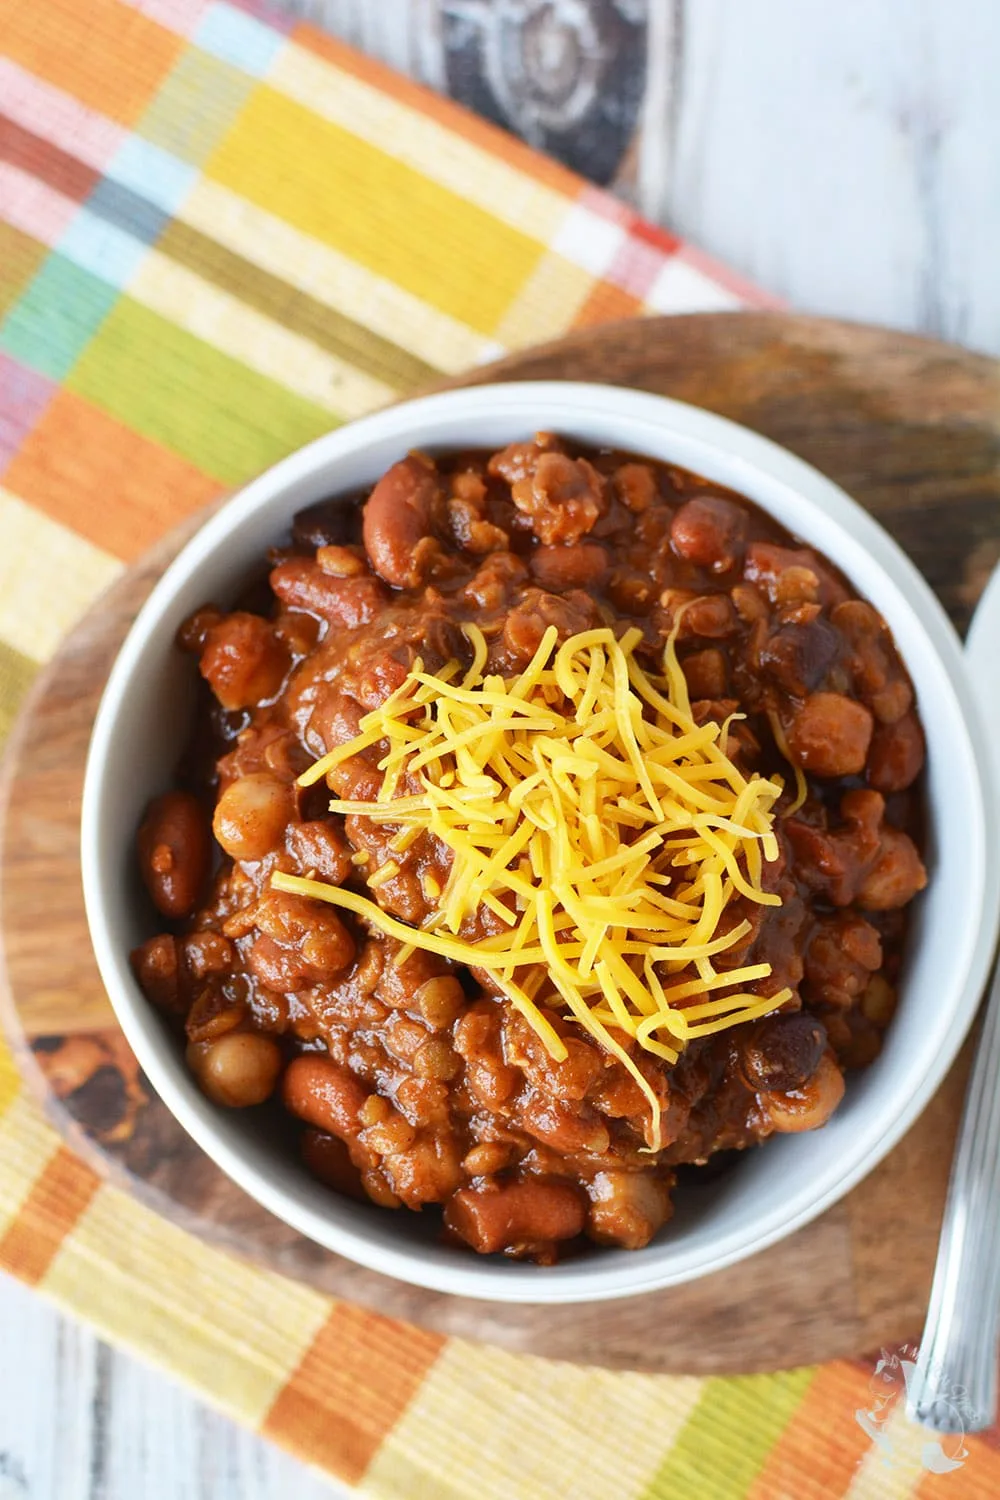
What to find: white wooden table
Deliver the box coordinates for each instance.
[4,2,998,1495]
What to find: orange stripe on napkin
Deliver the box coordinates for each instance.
[915,1436,1000,1499]
[262,1302,444,1484]
[0,0,183,127]
[293,21,581,197]
[4,389,221,560]
[745,1362,872,1500]
[0,1144,99,1284]
[571,281,645,328]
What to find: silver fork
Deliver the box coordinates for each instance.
[908,568,1000,1433]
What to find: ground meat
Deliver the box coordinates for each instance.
[132,436,926,1262]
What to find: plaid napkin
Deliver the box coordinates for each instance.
[1,0,998,1495]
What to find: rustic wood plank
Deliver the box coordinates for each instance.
[1,313,997,1377]
[274,0,1000,357]
[0,1274,349,1500]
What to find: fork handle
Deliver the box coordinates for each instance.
[907,961,1000,1432]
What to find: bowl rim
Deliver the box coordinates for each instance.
[82,381,1000,1304]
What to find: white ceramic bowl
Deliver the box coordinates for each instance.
[82,382,1000,1304]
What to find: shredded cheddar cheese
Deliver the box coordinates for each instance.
[275,620,791,1149]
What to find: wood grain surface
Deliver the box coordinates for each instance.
[2,312,999,1376]
[283,0,1000,359]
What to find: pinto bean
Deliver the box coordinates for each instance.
[786,693,874,777]
[462,1142,515,1177]
[362,454,441,587]
[510,451,606,545]
[763,1052,846,1133]
[501,587,596,663]
[522,1098,610,1156]
[680,594,738,639]
[587,1171,672,1249]
[529,542,609,590]
[286,820,353,884]
[384,1134,465,1206]
[283,1055,370,1138]
[745,542,846,608]
[671,496,747,572]
[682,648,728,700]
[187,1032,282,1108]
[856,826,928,910]
[131,933,183,1013]
[199,613,290,710]
[613,462,658,513]
[804,914,882,1008]
[445,1178,586,1254]
[138,791,211,918]
[213,772,294,862]
[867,711,925,792]
[250,891,355,987]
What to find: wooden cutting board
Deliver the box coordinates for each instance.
[2,312,999,1375]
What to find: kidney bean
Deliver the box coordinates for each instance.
[445,1178,586,1254]
[283,1054,370,1138]
[137,791,211,919]
[529,542,609,590]
[867,711,925,792]
[300,1129,368,1199]
[270,558,387,627]
[362,454,441,587]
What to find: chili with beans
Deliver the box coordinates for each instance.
[132,435,927,1262]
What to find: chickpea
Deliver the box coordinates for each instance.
[763,1052,846,1134]
[199,612,289,710]
[213,773,294,862]
[187,1032,282,1108]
